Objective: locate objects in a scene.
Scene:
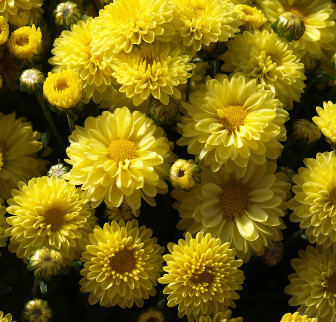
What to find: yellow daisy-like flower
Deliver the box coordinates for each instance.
[173,161,290,262]
[196,310,243,322]
[0,198,8,254]
[7,24,42,64]
[0,112,47,200]
[220,29,306,110]
[79,220,164,308]
[0,311,12,322]
[0,16,9,45]
[285,245,336,321]
[43,69,82,110]
[172,0,241,52]
[90,0,174,58]
[158,232,244,319]
[235,4,267,31]
[256,0,336,69]
[177,73,288,174]
[312,101,336,143]
[288,151,336,248]
[111,42,194,106]
[0,0,43,21]
[49,17,115,104]
[6,176,97,265]
[280,312,317,322]
[64,107,175,210]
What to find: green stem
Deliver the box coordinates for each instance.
[67,113,75,133]
[185,77,191,102]
[31,278,39,298]
[213,58,219,76]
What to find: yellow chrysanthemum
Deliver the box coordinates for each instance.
[177,73,288,174]
[159,232,244,319]
[172,0,241,52]
[111,42,194,106]
[280,312,317,322]
[235,4,267,31]
[8,6,43,28]
[6,176,97,265]
[43,69,82,110]
[0,197,8,254]
[0,0,42,21]
[64,107,175,210]
[80,220,164,308]
[0,311,12,322]
[195,310,243,322]
[7,24,42,64]
[173,161,290,262]
[312,101,336,143]
[90,0,174,58]
[288,151,336,248]
[0,16,9,45]
[256,0,336,69]
[49,17,115,104]
[220,29,306,110]
[285,245,336,321]
[0,112,47,200]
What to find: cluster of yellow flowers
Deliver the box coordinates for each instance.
[2,0,336,321]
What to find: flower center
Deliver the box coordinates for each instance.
[44,207,65,232]
[107,139,137,162]
[55,78,68,91]
[221,183,250,218]
[16,34,29,46]
[109,248,137,274]
[283,6,306,21]
[327,273,336,293]
[330,187,336,205]
[268,54,281,66]
[219,105,248,131]
[190,269,214,286]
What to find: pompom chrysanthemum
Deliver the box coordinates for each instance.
[220,29,306,110]
[79,220,164,308]
[177,73,288,174]
[235,4,267,31]
[0,198,8,254]
[285,245,336,321]
[6,176,97,265]
[111,42,194,106]
[0,0,43,21]
[173,161,290,261]
[312,101,336,143]
[280,312,317,322]
[158,232,244,319]
[0,112,47,200]
[0,16,9,45]
[64,107,175,210]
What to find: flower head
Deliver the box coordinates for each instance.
[54,1,81,28]
[6,176,97,265]
[0,0,43,21]
[280,312,317,322]
[0,198,8,255]
[235,4,267,31]
[313,101,336,143]
[0,311,13,322]
[158,232,244,319]
[138,309,164,322]
[170,159,201,191]
[64,108,175,210]
[292,119,321,144]
[20,68,44,95]
[43,69,82,110]
[8,6,43,28]
[0,16,9,45]
[220,30,306,110]
[80,220,164,308]
[22,299,52,322]
[148,98,180,126]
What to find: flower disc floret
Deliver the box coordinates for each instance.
[313,101,336,143]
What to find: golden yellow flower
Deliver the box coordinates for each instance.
[280,312,317,322]
[159,232,244,319]
[90,0,175,59]
[173,161,290,262]
[43,69,82,110]
[312,101,336,143]
[0,311,12,322]
[235,4,267,31]
[171,0,241,52]
[288,151,336,248]
[7,24,42,64]
[0,112,47,200]
[220,29,306,110]
[177,73,288,174]
[284,245,336,321]
[111,42,194,106]
[0,16,9,45]
[0,0,43,21]
[0,197,8,255]
[64,107,175,210]
[256,0,336,69]
[6,176,97,265]
[8,6,43,28]
[80,220,164,308]
[170,159,201,191]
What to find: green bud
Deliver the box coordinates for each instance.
[47,163,70,179]
[20,69,45,95]
[148,99,180,126]
[22,299,52,322]
[272,12,305,42]
[54,2,81,29]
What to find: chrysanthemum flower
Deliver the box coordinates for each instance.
[173,161,290,262]
[22,299,52,322]
[235,4,267,31]
[177,73,288,174]
[80,220,164,308]
[64,107,175,210]
[0,198,8,254]
[6,176,97,265]
[197,310,243,322]
[7,24,42,65]
[0,311,12,322]
[288,151,336,248]
[49,18,115,104]
[0,0,43,21]
[171,0,241,52]
[285,245,336,321]
[312,101,336,143]
[158,232,244,318]
[220,30,306,110]
[43,69,82,110]
[256,0,336,69]
[280,312,317,322]
[139,309,164,322]
[104,201,135,222]
[0,112,47,200]
[90,0,175,59]
[0,16,9,45]
[8,6,43,28]
[111,42,194,106]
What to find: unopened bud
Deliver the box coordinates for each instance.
[272,12,305,42]
[170,159,201,191]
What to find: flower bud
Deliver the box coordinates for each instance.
[104,201,135,222]
[170,159,201,191]
[262,241,283,267]
[292,119,321,144]
[330,52,336,71]
[47,163,70,179]
[148,99,180,126]
[138,308,164,322]
[20,69,45,95]
[0,17,9,46]
[272,12,305,42]
[54,2,81,29]
[22,299,52,322]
